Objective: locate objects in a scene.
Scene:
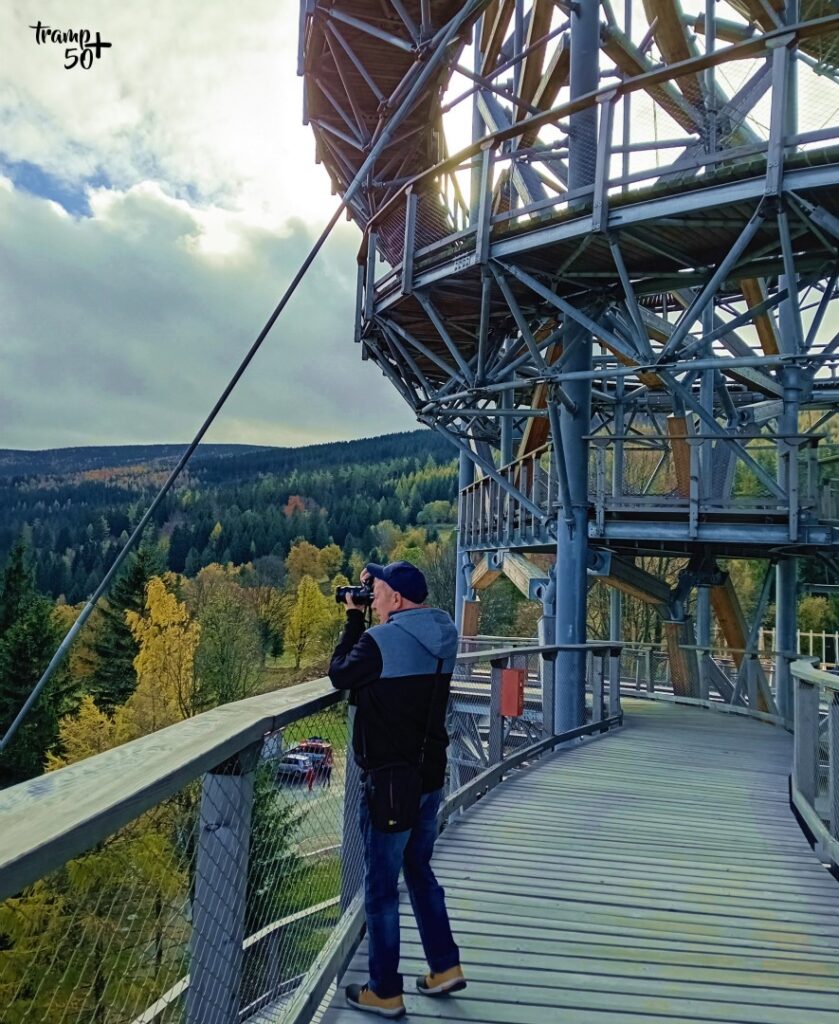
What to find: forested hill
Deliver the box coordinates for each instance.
[0,444,265,478]
[0,430,458,603]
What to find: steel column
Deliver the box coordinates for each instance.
[777,365,801,719]
[696,586,712,702]
[554,0,598,733]
[455,450,475,634]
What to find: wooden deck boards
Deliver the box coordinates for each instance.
[321,700,839,1023]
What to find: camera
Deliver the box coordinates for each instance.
[335,583,375,606]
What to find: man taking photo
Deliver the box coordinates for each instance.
[329,560,465,1019]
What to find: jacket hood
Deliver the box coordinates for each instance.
[389,607,459,660]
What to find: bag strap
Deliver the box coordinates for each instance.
[418,658,444,768]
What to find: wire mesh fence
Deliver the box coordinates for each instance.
[790,660,839,871]
[0,642,625,1024]
[0,699,357,1024]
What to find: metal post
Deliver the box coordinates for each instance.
[500,340,514,465]
[830,692,839,840]
[187,747,259,1024]
[747,657,759,711]
[591,652,604,726]
[340,704,363,910]
[704,0,717,153]
[489,657,507,763]
[454,451,475,634]
[539,567,557,738]
[609,383,624,700]
[470,18,484,222]
[554,0,597,733]
[609,589,621,695]
[793,678,819,807]
[608,646,621,719]
[696,586,711,702]
[776,366,801,719]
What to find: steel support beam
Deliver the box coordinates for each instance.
[554,0,598,734]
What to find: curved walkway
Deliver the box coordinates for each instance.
[325,700,839,1024]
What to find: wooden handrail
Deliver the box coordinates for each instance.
[791,658,839,693]
[0,678,339,901]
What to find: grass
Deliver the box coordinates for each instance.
[257,655,331,694]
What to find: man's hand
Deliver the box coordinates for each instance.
[344,593,366,612]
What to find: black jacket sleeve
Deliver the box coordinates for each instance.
[328,610,384,691]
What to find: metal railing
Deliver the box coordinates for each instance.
[619,639,793,725]
[790,659,839,871]
[359,16,839,308]
[459,434,828,551]
[0,643,622,1024]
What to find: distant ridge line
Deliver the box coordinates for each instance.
[0,430,450,478]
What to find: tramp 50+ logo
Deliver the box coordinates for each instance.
[29,21,112,70]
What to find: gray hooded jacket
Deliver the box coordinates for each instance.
[329,607,458,790]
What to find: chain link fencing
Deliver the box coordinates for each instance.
[0,694,357,1024]
[0,641,624,1024]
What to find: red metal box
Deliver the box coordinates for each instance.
[500,667,526,717]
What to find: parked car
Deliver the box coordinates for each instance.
[285,737,334,786]
[296,738,333,766]
[276,752,315,783]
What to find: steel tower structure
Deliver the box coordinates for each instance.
[299,1,839,731]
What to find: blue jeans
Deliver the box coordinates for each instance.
[359,787,460,998]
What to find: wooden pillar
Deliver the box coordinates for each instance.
[664,619,700,698]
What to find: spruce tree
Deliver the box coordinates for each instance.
[87,539,165,713]
[0,541,64,784]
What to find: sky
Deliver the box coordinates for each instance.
[2,2,834,450]
[0,0,418,450]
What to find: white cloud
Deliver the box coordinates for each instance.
[0,181,416,448]
[0,0,424,448]
[0,0,331,225]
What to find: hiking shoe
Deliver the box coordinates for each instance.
[345,983,406,1018]
[416,964,467,996]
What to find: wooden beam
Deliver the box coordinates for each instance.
[727,0,784,32]
[517,331,562,459]
[471,555,502,591]
[710,575,771,713]
[741,278,780,356]
[664,619,701,697]
[516,0,554,122]
[481,0,514,77]
[602,555,671,608]
[480,0,500,53]
[461,599,481,637]
[603,340,664,391]
[501,552,549,600]
[601,26,703,136]
[667,416,691,498]
[520,33,571,149]
[710,576,749,668]
[694,14,756,44]
[642,0,704,108]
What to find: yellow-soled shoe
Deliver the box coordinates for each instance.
[345,983,406,1018]
[416,964,467,996]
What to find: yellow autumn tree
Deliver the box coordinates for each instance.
[283,575,331,668]
[121,574,200,736]
[319,543,343,579]
[45,695,118,771]
[317,573,350,654]
[26,581,197,1024]
[285,540,324,584]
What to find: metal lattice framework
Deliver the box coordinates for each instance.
[300,1,839,730]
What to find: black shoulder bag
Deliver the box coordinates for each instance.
[363,659,443,834]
